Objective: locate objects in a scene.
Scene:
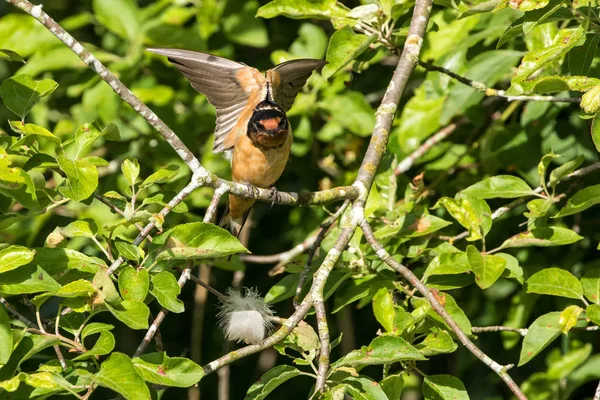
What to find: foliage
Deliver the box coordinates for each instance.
[0,0,600,399]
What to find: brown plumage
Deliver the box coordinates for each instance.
[147,48,326,236]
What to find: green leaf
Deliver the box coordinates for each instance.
[82,322,115,341]
[334,336,425,367]
[519,312,562,366]
[74,330,115,361]
[499,227,583,249]
[0,245,35,274]
[94,352,150,400]
[0,307,12,364]
[57,155,99,201]
[581,268,600,304]
[321,91,376,137]
[559,305,583,334]
[59,219,98,239]
[380,374,404,400]
[538,153,559,193]
[372,288,395,332]
[433,197,489,241]
[121,157,140,187]
[322,26,375,79]
[289,23,328,59]
[497,252,524,284]
[118,266,149,302]
[34,248,105,275]
[423,375,470,400]
[547,344,592,380]
[515,75,600,95]
[31,279,96,307]
[509,27,586,94]
[424,252,470,279]
[276,321,319,354]
[548,155,584,189]
[0,334,61,380]
[461,175,533,198]
[416,329,458,356]
[257,0,350,21]
[526,267,583,299]
[0,48,25,63]
[593,112,600,153]
[0,264,61,295]
[341,376,389,400]
[587,304,600,326]
[152,222,248,261]
[0,74,58,119]
[140,164,179,190]
[582,85,600,114]
[105,300,150,330]
[554,185,600,218]
[375,211,451,241]
[414,293,472,335]
[132,352,203,388]
[569,34,599,76]
[264,274,298,304]
[466,245,506,289]
[8,121,61,146]
[223,0,268,48]
[74,122,114,155]
[92,0,140,40]
[149,271,184,313]
[115,239,141,261]
[245,365,302,400]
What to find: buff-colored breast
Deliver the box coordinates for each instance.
[231,131,293,188]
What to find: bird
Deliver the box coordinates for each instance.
[147,48,326,237]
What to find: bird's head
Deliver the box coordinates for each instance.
[247,101,289,148]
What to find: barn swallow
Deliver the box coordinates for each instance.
[147,48,326,236]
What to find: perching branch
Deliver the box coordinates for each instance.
[359,219,527,400]
[418,60,582,103]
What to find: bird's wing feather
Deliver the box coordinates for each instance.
[147,48,262,154]
[270,59,327,112]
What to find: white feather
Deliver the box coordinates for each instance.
[217,288,273,344]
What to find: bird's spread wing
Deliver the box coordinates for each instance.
[269,59,327,112]
[147,48,262,154]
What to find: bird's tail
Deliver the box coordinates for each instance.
[219,200,251,239]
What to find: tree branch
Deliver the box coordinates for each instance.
[359,219,527,400]
[418,60,582,103]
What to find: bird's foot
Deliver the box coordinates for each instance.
[268,186,280,207]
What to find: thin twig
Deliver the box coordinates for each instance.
[418,60,582,103]
[294,200,351,307]
[133,264,192,357]
[314,299,330,393]
[188,272,226,301]
[395,119,466,175]
[94,195,150,239]
[106,179,201,275]
[360,219,527,400]
[0,297,36,328]
[472,326,528,336]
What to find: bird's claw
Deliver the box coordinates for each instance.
[268,186,280,208]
